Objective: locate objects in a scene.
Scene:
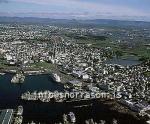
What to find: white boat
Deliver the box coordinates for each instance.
[51,73,61,82]
[0,73,5,75]
[63,114,68,123]
[11,73,25,84]
[30,121,36,124]
[17,105,23,116]
[14,116,23,124]
[68,112,76,123]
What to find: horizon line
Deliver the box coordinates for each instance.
[0,16,150,23]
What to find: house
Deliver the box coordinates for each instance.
[68,80,82,88]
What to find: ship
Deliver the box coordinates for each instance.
[14,116,23,124]
[0,72,5,75]
[68,112,76,123]
[17,105,23,116]
[63,114,68,123]
[50,73,61,83]
[11,73,25,84]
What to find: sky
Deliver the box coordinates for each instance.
[0,0,150,21]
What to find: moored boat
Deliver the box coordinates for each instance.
[17,105,23,116]
[68,112,76,123]
[50,73,61,83]
[11,73,25,84]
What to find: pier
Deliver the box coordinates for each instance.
[0,109,13,124]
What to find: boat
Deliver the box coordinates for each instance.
[17,105,23,116]
[50,73,61,82]
[63,114,68,123]
[68,112,76,123]
[14,116,23,124]
[29,121,36,124]
[11,73,25,84]
[11,74,19,83]
[0,72,5,75]
[64,84,70,89]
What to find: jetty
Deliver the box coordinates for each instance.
[0,109,13,124]
[0,106,23,124]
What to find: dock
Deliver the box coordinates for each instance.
[0,109,13,124]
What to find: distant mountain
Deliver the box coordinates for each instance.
[0,16,150,27]
[79,19,150,27]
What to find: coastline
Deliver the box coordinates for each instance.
[0,69,148,124]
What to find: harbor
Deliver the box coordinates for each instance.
[0,73,146,124]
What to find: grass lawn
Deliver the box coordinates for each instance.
[144,71,150,77]
[29,61,56,71]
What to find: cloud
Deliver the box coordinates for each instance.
[11,0,149,16]
[0,0,8,3]
[1,0,150,21]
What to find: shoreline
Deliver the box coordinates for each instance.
[0,67,80,84]
[0,69,148,124]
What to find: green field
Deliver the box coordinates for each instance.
[66,34,150,61]
[29,61,56,71]
[144,71,150,77]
